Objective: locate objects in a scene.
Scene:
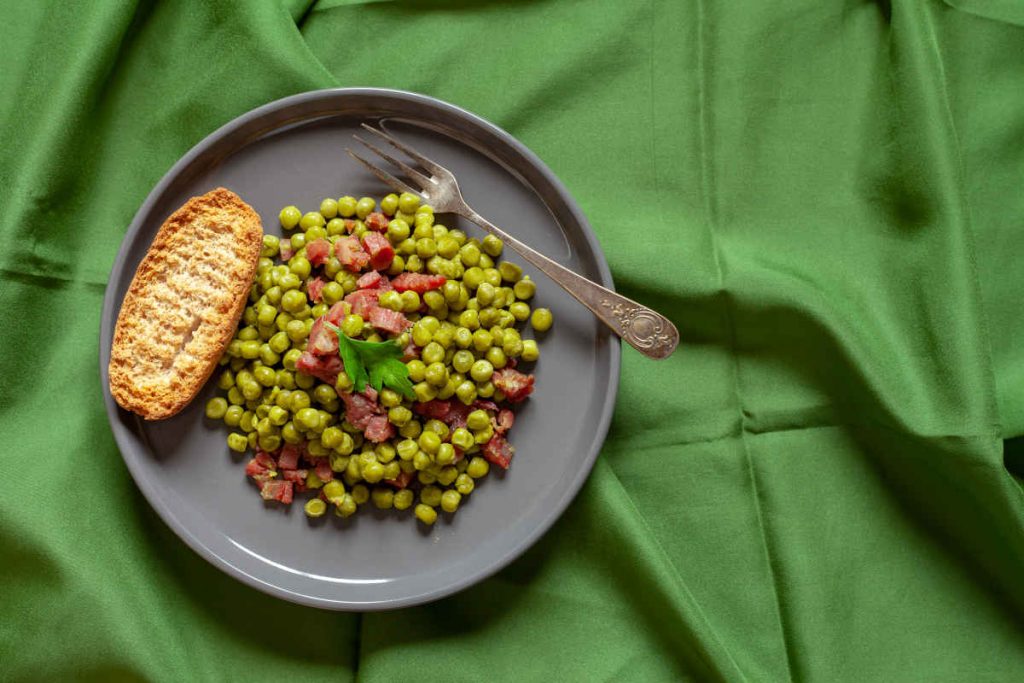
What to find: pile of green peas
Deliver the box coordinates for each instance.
[205,190,553,525]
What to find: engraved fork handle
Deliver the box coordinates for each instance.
[460,207,679,360]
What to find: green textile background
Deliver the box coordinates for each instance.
[3,1,1024,681]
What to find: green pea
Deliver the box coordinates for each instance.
[451,350,474,374]
[498,261,522,282]
[458,309,479,331]
[441,280,461,305]
[511,276,535,300]
[379,388,401,408]
[279,421,300,444]
[256,417,278,438]
[239,340,261,360]
[455,473,475,495]
[388,406,412,426]
[254,366,276,387]
[481,234,503,257]
[325,218,346,236]
[421,342,445,365]
[453,327,473,349]
[255,304,276,327]
[393,191,418,214]
[288,232,307,252]
[311,303,328,320]
[414,382,438,403]
[205,397,228,420]
[476,282,496,306]
[528,307,553,332]
[440,489,461,513]
[396,439,419,461]
[459,243,481,267]
[219,405,242,428]
[315,197,337,219]
[355,197,376,219]
[341,314,364,338]
[387,218,410,242]
[314,384,337,405]
[414,503,437,525]
[521,339,539,362]
[290,390,311,412]
[467,456,489,478]
[485,346,507,369]
[472,329,493,352]
[406,359,427,382]
[289,256,311,280]
[479,378,495,401]
[299,498,325,518]
[227,387,245,406]
[508,301,530,322]
[227,433,249,452]
[370,290,399,313]
[483,268,502,288]
[336,494,358,518]
[294,407,320,431]
[470,359,494,383]
[300,211,325,230]
[399,290,420,313]
[387,255,406,275]
[474,424,495,444]
[503,337,524,358]
[258,345,280,366]
[466,410,490,432]
[282,348,302,371]
[337,196,357,217]
[432,325,454,348]
[435,443,455,466]
[419,291,444,314]
[237,326,259,341]
[424,362,448,387]
[393,489,414,511]
[281,289,306,313]
[279,205,302,230]
[404,254,423,272]
[362,461,385,484]
[217,370,235,390]
[285,319,307,342]
[451,427,474,451]
[455,381,477,405]
[369,487,393,510]
[261,234,280,258]
[463,266,484,289]
[336,432,355,455]
[478,253,495,269]
[414,238,436,259]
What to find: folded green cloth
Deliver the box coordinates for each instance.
[3,1,1023,680]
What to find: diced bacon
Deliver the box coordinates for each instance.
[334,236,370,272]
[245,458,270,478]
[364,212,389,232]
[362,386,379,402]
[492,368,535,403]
[307,317,338,356]
[385,469,415,489]
[306,277,326,303]
[306,239,331,267]
[254,451,277,470]
[315,461,334,482]
[296,351,344,385]
[483,433,514,469]
[473,400,499,412]
[442,402,473,429]
[326,301,351,325]
[391,272,446,293]
[339,391,380,430]
[414,400,451,420]
[277,444,301,470]
[361,232,395,271]
[279,242,295,261]
[345,289,383,318]
[492,409,515,435]
[364,415,395,443]
[343,219,357,233]
[281,468,308,483]
[357,270,386,289]
[259,479,293,504]
[369,306,410,335]
[402,339,420,361]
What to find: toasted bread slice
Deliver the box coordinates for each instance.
[109,188,262,420]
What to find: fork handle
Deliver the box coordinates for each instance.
[462,208,679,360]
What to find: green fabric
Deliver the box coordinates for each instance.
[3,1,1023,680]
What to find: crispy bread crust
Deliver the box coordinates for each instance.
[109,188,262,420]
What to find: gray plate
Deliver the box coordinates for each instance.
[99,88,620,610]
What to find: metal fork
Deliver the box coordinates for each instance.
[347,123,679,360]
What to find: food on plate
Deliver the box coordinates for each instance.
[109,188,263,420]
[208,191,549,525]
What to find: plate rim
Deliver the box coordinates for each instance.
[99,87,621,610]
